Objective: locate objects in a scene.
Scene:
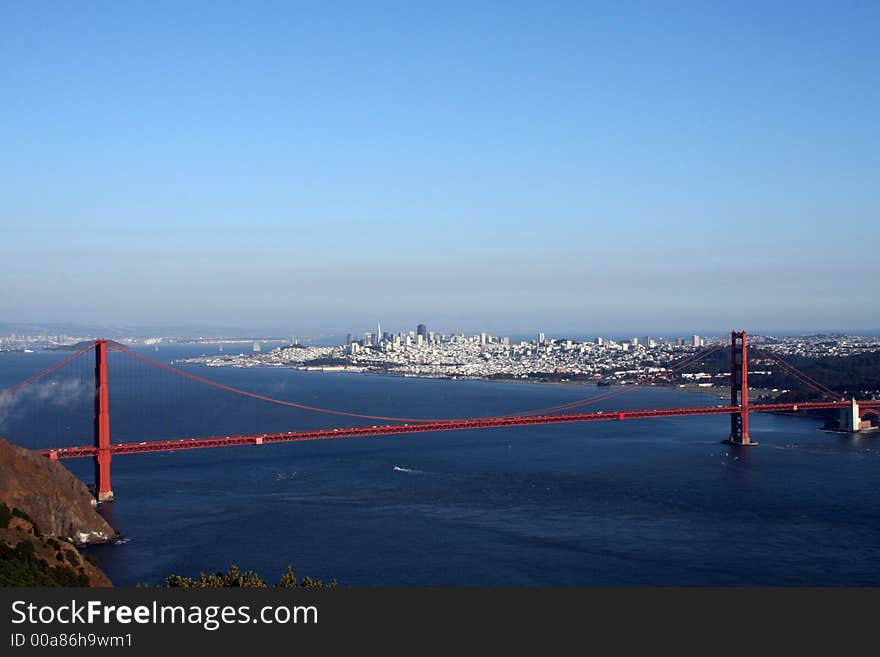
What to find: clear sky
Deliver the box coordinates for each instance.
[1,1,878,336]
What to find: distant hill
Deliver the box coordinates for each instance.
[673,348,880,401]
[48,339,126,351]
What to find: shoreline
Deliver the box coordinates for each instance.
[178,357,746,398]
[176,359,806,409]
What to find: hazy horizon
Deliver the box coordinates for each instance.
[2,319,879,343]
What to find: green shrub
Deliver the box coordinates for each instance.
[16,540,35,558]
[11,508,41,538]
[0,502,11,529]
[160,564,336,588]
[0,540,92,587]
[164,564,266,588]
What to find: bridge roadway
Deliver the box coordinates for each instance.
[40,400,856,460]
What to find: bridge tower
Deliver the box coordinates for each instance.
[726,331,755,445]
[94,340,113,502]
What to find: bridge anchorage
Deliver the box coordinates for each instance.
[837,398,880,432]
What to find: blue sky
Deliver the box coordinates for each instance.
[1,1,877,335]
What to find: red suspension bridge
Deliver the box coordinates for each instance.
[1,331,877,503]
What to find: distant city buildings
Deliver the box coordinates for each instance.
[178,328,880,394]
[343,323,645,356]
[333,323,736,367]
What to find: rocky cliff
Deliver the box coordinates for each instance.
[0,438,116,544]
[0,437,116,586]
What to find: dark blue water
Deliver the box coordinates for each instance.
[2,345,879,586]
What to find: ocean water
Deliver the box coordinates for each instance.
[1,345,879,586]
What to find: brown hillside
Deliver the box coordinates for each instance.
[0,438,116,544]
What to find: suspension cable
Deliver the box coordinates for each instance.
[513,343,724,416]
[0,342,95,399]
[109,342,724,423]
[752,349,841,400]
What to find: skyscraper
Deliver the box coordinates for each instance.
[417,324,427,340]
[692,335,701,347]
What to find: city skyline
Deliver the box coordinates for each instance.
[339,322,713,356]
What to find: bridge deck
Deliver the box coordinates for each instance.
[40,400,854,459]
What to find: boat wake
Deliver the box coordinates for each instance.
[392,465,423,474]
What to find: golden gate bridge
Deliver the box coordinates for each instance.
[1,331,877,503]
